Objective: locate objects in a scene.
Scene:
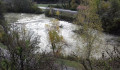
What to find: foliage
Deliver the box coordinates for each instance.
[0,1,4,40]
[73,0,120,70]
[70,0,78,10]
[48,19,64,57]
[46,0,79,11]
[6,0,42,14]
[74,0,103,70]
[34,0,58,3]
[98,0,120,35]
[98,1,110,15]
[55,10,60,17]
[0,1,3,26]
[0,26,57,70]
[45,9,76,22]
[0,1,7,39]
[0,1,4,15]
[31,4,43,14]
[49,30,62,44]
[0,3,57,69]
[0,28,4,41]
[45,7,54,17]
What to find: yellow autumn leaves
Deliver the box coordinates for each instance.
[45,19,64,56]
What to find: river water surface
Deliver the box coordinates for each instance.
[4,13,118,59]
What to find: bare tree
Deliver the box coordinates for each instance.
[74,0,102,70]
[0,25,58,70]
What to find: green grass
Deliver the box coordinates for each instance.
[37,4,57,7]
[56,59,84,70]
[37,4,62,7]
[37,4,50,7]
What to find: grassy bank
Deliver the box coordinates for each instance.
[45,9,77,22]
[38,4,60,7]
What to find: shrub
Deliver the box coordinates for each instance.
[0,26,57,70]
[98,1,111,15]
[98,0,120,35]
[0,1,7,33]
[0,1,4,15]
[31,4,43,14]
[45,9,75,22]
[70,0,78,10]
[5,0,42,14]
[45,8,55,17]
[48,19,64,57]
[74,0,103,70]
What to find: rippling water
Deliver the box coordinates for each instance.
[4,13,118,59]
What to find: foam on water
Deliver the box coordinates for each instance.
[5,13,118,59]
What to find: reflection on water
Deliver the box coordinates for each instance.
[4,13,118,59]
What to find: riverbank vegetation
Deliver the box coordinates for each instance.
[0,1,56,70]
[4,0,42,14]
[46,0,120,69]
[98,0,120,35]
[77,0,119,70]
[48,0,78,11]
[45,8,76,22]
[37,0,79,11]
[43,0,120,36]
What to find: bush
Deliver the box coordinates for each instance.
[0,1,7,33]
[0,26,57,70]
[31,4,43,14]
[70,0,78,10]
[98,0,120,35]
[98,1,111,15]
[45,8,54,17]
[45,9,75,22]
[47,0,78,11]
[0,1,4,15]
[5,0,42,14]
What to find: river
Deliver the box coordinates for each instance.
[4,13,118,59]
